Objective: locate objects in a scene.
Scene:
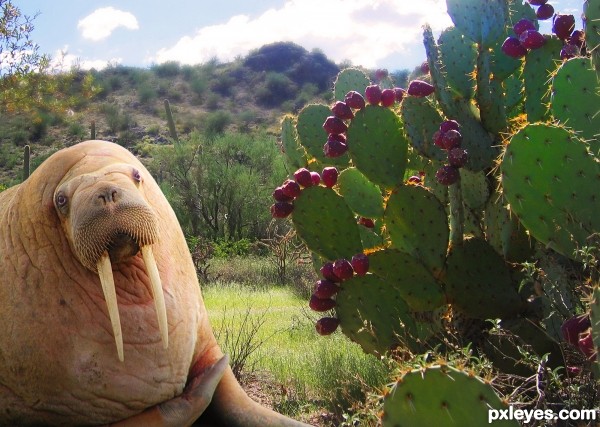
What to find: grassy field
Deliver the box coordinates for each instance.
[202,257,390,426]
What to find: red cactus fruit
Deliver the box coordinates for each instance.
[560,314,591,346]
[501,37,528,58]
[321,166,339,187]
[536,3,554,20]
[310,171,321,186]
[407,175,422,185]
[560,44,580,60]
[380,89,396,107]
[331,101,354,120]
[513,18,536,37]
[358,217,375,228]
[439,119,460,134]
[294,168,313,188]
[323,116,348,135]
[323,134,348,158]
[552,14,575,40]
[407,80,435,97]
[393,87,406,103]
[365,84,383,105]
[578,331,596,360]
[435,165,460,186]
[320,262,340,282]
[315,317,340,335]
[270,202,294,218]
[309,294,336,312]
[374,69,388,81]
[420,61,430,74]
[281,179,301,198]
[344,90,366,110]
[272,186,293,202]
[333,258,354,281]
[351,253,369,276]
[568,30,585,48]
[519,30,546,49]
[440,129,463,150]
[314,279,340,299]
[448,147,469,168]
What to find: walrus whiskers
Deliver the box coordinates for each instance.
[141,245,169,350]
[97,252,124,362]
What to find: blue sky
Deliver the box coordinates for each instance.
[19,0,583,72]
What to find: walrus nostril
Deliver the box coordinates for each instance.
[97,187,121,204]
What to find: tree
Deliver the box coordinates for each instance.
[0,1,98,114]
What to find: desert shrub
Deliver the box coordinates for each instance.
[137,83,157,104]
[152,61,180,78]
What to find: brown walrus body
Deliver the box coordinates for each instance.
[0,141,309,426]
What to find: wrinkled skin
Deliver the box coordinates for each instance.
[0,141,310,427]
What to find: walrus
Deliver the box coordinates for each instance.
[0,140,311,426]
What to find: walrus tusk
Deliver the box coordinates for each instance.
[141,245,169,350]
[97,252,124,362]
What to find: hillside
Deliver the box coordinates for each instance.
[0,42,346,185]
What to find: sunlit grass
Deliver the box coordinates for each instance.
[202,279,390,421]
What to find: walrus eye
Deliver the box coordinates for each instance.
[132,169,142,184]
[55,192,68,209]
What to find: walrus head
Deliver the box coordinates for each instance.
[54,161,168,362]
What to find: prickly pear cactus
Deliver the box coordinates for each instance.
[591,285,600,369]
[382,365,519,427]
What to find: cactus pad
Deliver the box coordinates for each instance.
[291,186,363,260]
[438,27,477,99]
[484,197,534,262]
[333,68,371,101]
[461,169,490,210]
[446,0,508,48]
[382,365,518,427]
[281,115,307,171]
[346,105,408,189]
[384,185,448,275]
[523,37,562,122]
[551,57,600,155]
[296,104,350,166]
[335,274,418,356]
[368,248,445,311]
[444,237,523,319]
[501,123,600,260]
[401,97,446,162]
[337,167,384,218]
[584,0,600,71]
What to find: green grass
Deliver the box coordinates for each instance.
[202,279,390,422]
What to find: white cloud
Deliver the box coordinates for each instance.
[154,0,452,68]
[78,7,139,41]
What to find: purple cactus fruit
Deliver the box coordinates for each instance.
[270,202,294,218]
[320,262,340,282]
[281,179,301,198]
[393,87,406,103]
[568,30,585,48]
[374,68,388,81]
[435,165,460,186]
[519,30,546,49]
[420,61,430,75]
[344,90,366,110]
[351,253,369,276]
[333,258,354,281]
[364,84,383,105]
[440,129,462,150]
[358,217,375,228]
[310,171,321,186]
[528,0,547,5]
[536,3,554,20]
[294,168,313,188]
[552,14,575,40]
[314,279,340,299]
[272,186,293,202]
[309,294,336,312]
[321,167,339,187]
[448,147,469,168]
[407,80,435,97]
[439,119,460,134]
[560,44,580,60]
[315,317,340,335]
[323,116,348,135]
[323,134,348,158]
[380,89,396,107]
[560,314,591,346]
[331,101,355,120]
[578,331,596,360]
[501,37,528,58]
[433,130,444,148]
[513,18,536,37]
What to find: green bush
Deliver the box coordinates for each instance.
[138,83,158,104]
[152,61,181,78]
[213,238,252,258]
